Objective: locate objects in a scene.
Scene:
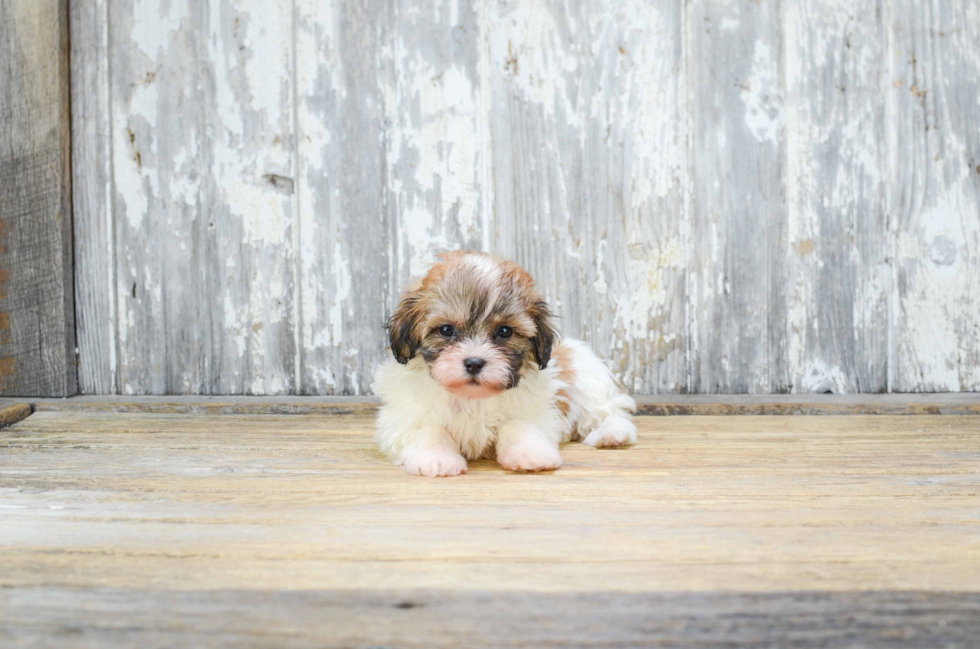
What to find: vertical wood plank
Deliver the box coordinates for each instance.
[782,0,889,393]
[71,0,116,394]
[382,0,488,292]
[296,0,387,394]
[110,0,209,394]
[202,0,298,394]
[687,0,787,393]
[887,0,980,392]
[0,0,76,397]
[111,0,297,394]
[486,0,689,393]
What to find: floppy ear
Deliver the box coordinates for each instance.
[387,293,422,364]
[530,299,558,369]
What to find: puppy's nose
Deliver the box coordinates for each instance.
[464,357,486,375]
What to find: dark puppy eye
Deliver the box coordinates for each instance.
[496,325,513,339]
[438,324,455,338]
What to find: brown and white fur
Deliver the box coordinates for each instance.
[374,251,637,477]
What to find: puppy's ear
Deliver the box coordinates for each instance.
[530,299,558,369]
[387,293,422,364]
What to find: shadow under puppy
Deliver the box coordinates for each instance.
[375,251,637,477]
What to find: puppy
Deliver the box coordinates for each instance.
[374,251,637,477]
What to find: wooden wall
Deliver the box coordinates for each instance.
[70,0,980,396]
[0,0,76,397]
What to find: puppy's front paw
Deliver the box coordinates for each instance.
[497,438,562,472]
[581,415,637,448]
[401,449,468,478]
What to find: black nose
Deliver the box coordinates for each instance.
[464,358,486,375]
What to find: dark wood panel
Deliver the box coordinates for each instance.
[0,0,76,397]
[1,588,978,648]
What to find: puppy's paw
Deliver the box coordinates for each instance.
[581,416,637,448]
[401,449,468,478]
[497,438,563,472]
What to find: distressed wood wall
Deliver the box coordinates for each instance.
[0,0,76,397]
[71,0,980,396]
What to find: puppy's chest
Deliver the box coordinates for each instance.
[443,399,510,458]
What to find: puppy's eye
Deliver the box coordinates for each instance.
[496,325,513,339]
[437,324,456,338]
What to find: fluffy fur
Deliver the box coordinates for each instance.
[375,251,637,477]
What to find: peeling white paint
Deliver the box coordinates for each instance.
[801,360,848,394]
[83,0,980,396]
[132,0,189,59]
[328,241,351,346]
[741,41,784,143]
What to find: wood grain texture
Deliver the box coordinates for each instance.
[109,0,210,394]
[383,0,488,286]
[13,393,980,416]
[784,0,889,394]
[295,0,387,395]
[688,0,787,393]
[70,0,980,396]
[70,0,116,395]
[0,0,76,397]
[108,0,299,395]
[487,0,689,394]
[887,0,980,392]
[0,403,31,428]
[1,410,979,646]
[202,0,299,395]
[3,589,979,648]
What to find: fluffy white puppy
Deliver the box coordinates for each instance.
[375,251,637,477]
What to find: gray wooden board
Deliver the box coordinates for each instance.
[2,588,978,649]
[784,0,890,394]
[70,0,115,395]
[70,0,980,396]
[0,0,76,397]
[296,0,388,395]
[7,393,980,416]
[887,1,980,392]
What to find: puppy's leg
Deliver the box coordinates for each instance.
[398,424,468,478]
[581,413,637,448]
[553,339,638,448]
[496,421,562,472]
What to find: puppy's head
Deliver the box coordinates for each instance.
[387,251,557,399]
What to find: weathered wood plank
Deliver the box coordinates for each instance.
[295,0,387,395]
[687,0,787,393]
[2,588,978,649]
[0,402,31,428]
[71,0,980,397]
[2,412,979,594]
[109,0,211,394]
[15,394,980,416]
[0,0,76,397]
[70,0,116,395]
[1,410,979,646]
[487,0,689,393]
[109,0,298,395]
[382,0,488,298]
[202,0,299,394]
[887,0,980,392]
[783,0,890,394]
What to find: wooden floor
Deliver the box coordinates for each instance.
[1,402,979,647]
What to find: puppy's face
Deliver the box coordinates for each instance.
[387,252,556,399]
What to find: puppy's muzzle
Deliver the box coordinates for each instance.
[464,357,486,376]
